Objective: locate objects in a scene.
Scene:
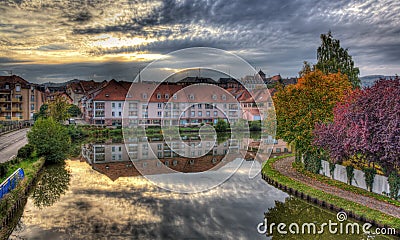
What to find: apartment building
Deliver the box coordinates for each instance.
[0,75,44,121]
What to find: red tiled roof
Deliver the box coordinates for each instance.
[93,80,128,101]
[0,75,31,89]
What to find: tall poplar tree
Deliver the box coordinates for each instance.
[316,31,360,89]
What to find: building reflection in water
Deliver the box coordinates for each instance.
[81,135,271,183]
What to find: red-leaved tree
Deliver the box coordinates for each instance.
[314,77,400,172]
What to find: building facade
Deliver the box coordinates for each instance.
[0,75,44,121]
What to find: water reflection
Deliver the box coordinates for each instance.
[81,135,270,193]
[11,160,288,239]
[32,163,71,209]
[264,197,395,239]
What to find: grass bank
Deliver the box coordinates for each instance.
[293,162,400,208]
[262,154,400,230]
[0,155,45,239]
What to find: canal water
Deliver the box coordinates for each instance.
[9,138,398,239]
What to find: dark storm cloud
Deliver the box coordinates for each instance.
[1,0,400,82]
[5,61,146,83]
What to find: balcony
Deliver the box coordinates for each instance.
[12,107,23,112]
[11,116,22,121]
[0,98,10,102]
[12,97,22,102]
[1,108,12,112]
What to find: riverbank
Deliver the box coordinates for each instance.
[262,154,400,231]
[0,156,45,240]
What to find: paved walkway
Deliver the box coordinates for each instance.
[273,156,400,219]
[0,128,28,163]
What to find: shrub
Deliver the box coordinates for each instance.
[17,144,35,159]
[0,163,8,178]
[388,172,400,200]
[363,167,376,192]
[346,165,355,185]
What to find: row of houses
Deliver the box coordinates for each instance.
[0,70,295,124]
[76,78,275,126]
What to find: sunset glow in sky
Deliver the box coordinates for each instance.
[0,0,399,82]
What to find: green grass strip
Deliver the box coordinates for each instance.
[262,154,400,229]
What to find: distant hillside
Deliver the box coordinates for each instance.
[360,75,397,87]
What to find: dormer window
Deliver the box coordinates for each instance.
[212,94,217,100]
[222,94,226,100]
[173,94,177,99]
[142,93,147,99]
[15,84,21,92]
[165,94,169,99]
[5,84,9,90]
[157,93,161,99]
[189,94,194,100]
[105,94,109,97]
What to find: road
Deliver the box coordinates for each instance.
[0,128,29,163]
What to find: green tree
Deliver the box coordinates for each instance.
[68,104,81,117]
[48,96,70,123]
[33,104,48,121]
[28,117,71,163]
[316,31,360,88]
[215,119,229,132]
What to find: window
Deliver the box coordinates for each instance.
[189,94,194,100]
[142,93,147,99]
[118,103,122,108]
[157,111,162,117]
[15,85,21,92]
[276,148,281,153]
[129,102,137,109]
[31,95,34,101]
[112,103,115,108]
[222,94,226,100]
[198,111,202,117]
[129,111,137,116]
[197,104,202,109]
[157,144,162,150]
[157,93,161,99]
[212,94,217,100]
[112,112,115,117]
[112,146,115,152]
[173,94,177,99]
[206,111,210,116]
[165,94,169,99]
[191,111,195,117]
[31,104,35,111]
[118,112,122,117]
[214,111,218,116]
[158,103,162,109]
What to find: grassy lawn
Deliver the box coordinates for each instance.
[262,154,400,229]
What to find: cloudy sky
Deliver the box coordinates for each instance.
[0,0,399,83]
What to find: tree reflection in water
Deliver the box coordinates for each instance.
[32,163,71,208]
[264,196,393,240]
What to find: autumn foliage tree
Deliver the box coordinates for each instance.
[274,70,352,159]
[314,78,400,173]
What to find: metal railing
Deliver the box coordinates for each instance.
[0,168,25,199]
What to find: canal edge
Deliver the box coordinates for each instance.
[261,156,400,237]
[0,157,45,240]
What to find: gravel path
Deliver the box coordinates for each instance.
[273,156,400,219]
